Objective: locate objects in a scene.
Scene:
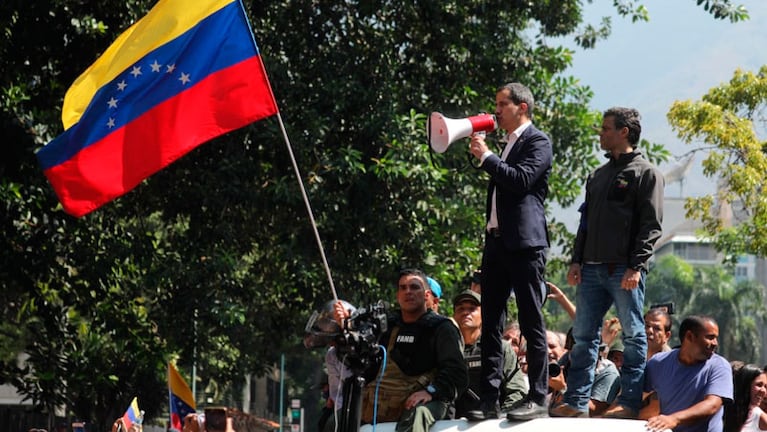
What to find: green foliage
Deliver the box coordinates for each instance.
[639,139,673,166]
[573,1,649,49]
[667,66,767,259]
[612,1,650,23]
[573,0,748,49]
[695,0,750,22]
[574,16,614,50]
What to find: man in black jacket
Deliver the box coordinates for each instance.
[334,268,468,432]
[552,107,663,419]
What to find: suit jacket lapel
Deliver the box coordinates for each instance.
[504,125,533,162]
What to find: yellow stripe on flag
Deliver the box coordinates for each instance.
[62,0,234,129]
[168,362,196,409]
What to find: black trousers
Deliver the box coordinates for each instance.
[479,236,548,406]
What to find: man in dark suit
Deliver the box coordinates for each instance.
[467,82,552,421]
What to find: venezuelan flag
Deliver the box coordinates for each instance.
[121,397,141,430]
[168,362,196,431]
[36,0,278,217]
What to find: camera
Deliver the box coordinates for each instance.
[344,302,387,334]
[303,300,388,432]
[548,362,562,378]
[649,302,675,315]
[471,270,481,285]
[335,301,388,373]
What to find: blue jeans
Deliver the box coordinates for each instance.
[563,264,647,412]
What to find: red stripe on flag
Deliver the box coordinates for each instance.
[171,413,183,431]
[44,55,277,217]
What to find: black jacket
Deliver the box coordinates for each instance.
[374,310,468,402]
[571,151,664,271]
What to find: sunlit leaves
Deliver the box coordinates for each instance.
[696,0,750,22]
[668,66,767,258]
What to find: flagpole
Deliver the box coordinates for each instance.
[167,363,172,429]
[274,112,339,302]
[192,307,198,402]
[279,353,285,432]
[236,0,338,302]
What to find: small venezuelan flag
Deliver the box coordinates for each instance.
[168,362,196,431]
[122,397,141,430]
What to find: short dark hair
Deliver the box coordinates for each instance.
[604,107,641,147]
[498,83,535,118]
[398,268,427,289]
[678,315,716,343]
[646,308,672,332]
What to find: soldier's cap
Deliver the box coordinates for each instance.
[453,289,481,306]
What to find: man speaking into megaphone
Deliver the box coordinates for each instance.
[465,83,553,423]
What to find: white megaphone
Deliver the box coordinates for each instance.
[428,112,497,153]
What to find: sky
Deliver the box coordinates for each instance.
[552,0,767,234]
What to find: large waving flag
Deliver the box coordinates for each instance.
[121,397,141,431]
[36,0,278,217]
[168,362,196,431]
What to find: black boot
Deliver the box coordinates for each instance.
[506,398,549,421]
[466,401,500,422]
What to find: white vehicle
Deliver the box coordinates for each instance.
[361,417,671,432]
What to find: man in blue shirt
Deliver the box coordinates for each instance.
[643,315,733,432]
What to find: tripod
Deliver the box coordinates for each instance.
[336,374,367,432]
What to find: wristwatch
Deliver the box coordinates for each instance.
[425,384,437,396]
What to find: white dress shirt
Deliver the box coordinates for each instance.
[486,121,532,232]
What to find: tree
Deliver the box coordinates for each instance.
[0,0,748,429]
[667,66,767,259]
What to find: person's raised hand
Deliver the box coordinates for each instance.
[333,301,350,327]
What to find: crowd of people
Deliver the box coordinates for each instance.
[310,82,767,432]
[320,270,766,432]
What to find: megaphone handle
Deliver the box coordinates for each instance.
[467,152,480,169]
[467,131,485,169]
[467,148,482,169]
